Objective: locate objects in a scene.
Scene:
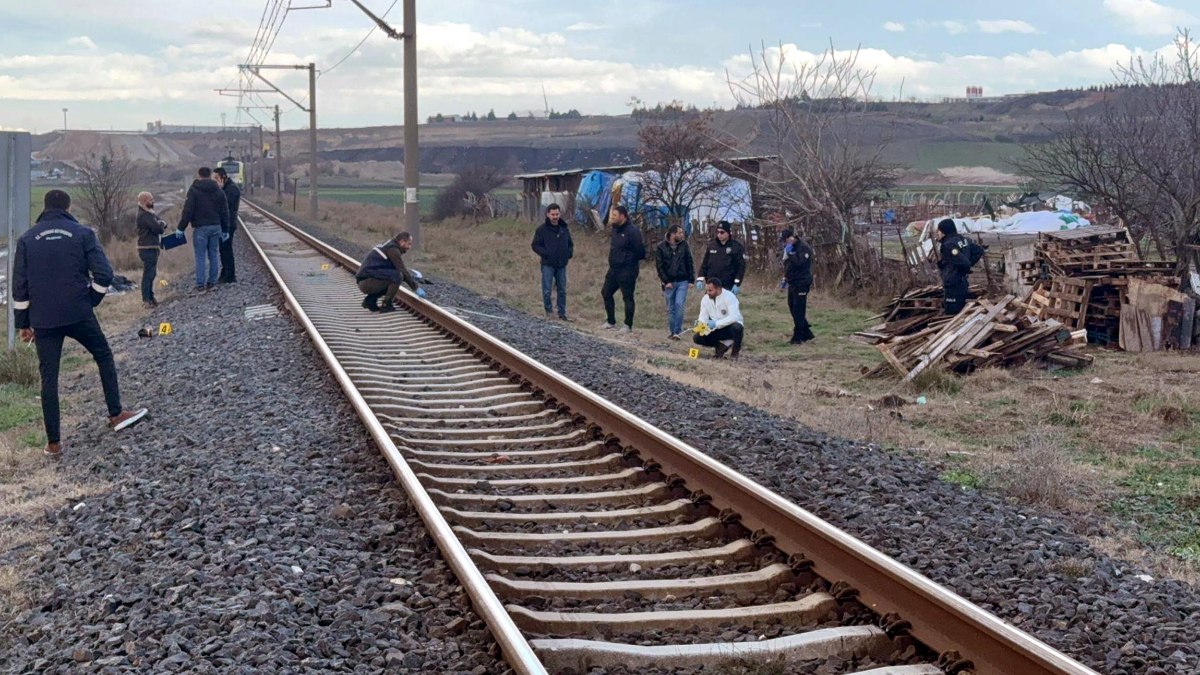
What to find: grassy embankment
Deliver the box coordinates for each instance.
[301,196,1200,582]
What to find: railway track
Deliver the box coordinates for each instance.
[240,202,1099,675]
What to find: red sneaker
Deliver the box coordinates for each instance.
[109,408,148,432]
[44,442,63,458]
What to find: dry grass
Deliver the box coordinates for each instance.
[310,199,1200,582]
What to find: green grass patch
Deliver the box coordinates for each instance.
[1109,446,1200,567]
[0,346,39,387]
[20,429,43,448]
[0,384,41,432]
[912,142,1028,172]
[941,468,982,489]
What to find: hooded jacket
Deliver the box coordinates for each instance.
[13,209,114,330]
[655,239,695,285]
[699,237,746,289]
[136,206,166,249]
[178,178,230,233]
[531,217,574,268]
[607,221,646,272]
[356,239,419,290]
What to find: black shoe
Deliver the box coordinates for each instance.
[558,315,572,322]
[731,344,741,359]
[714,342,729,359]
[378,303,396,314]
[206,283,216,291]
[362,297,380,312]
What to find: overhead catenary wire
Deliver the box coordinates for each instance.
[320,0,400,79]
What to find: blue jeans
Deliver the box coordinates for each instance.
[192,225,222,287]
[541,265,567,317]
[662,281,688,335]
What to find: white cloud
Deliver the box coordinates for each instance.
[67,36,96,49]
[1103,0,1198,36]
[882,22,905,33]
[939,20,969,35]
[977,19,1039,34]
[565,22,605,32]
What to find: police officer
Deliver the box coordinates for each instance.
[213,167,241,284]
[936,218,972,315]
[697,220,746,296]
[355,231,425,312]
[781,228,815,344]
[12,189,148,458]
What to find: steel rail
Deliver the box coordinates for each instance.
[240,206,547,675]
[243,200,1099,675]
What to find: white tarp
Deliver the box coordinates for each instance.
[907,211,1091,238]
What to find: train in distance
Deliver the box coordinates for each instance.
[216,156,244,185]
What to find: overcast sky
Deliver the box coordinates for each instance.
[1,0,1196,133]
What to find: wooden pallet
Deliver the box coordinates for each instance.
[1043,278,1094,329]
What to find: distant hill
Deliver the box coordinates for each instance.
[33,88,1116,186]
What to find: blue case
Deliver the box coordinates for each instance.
[161,231,187,250]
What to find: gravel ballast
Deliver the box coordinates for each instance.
[0,234,501,674]
[258,210,1198,673]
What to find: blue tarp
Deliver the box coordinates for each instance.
[574,171,616,226]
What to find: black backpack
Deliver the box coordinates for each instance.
[964,238,987,267]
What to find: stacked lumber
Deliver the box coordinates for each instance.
[869,295,1092,381]
[854,284,986,344]
[1037,226,1138,276]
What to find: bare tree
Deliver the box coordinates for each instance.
[636,113,733,227]
[725,42,897,289]
[1017,28,1200,289]
[433,164,506,222]
[77,142,139,242]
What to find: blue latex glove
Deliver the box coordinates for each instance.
[706,319,717,331]
[416,287,427,299]
[731,284,741,296]
[694,280,704,291]
[784,243,794,255]
[221,232,230,242]
[779,279,788,290]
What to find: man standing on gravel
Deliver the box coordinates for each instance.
[175,167,229,293]
[696,220,746,297]
[213,167,241,284]
[135,191,165,308]
[655,223,695,340]
[12,189,149,458]
[530,203,573,321]
[600,205,645,332]
[356,231,426,312]
[693,278,744,359]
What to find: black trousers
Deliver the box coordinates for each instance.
[693,323,744,350]
[359,278,400,305]
[139,248,159,302]
[943,281,969,315]
[218,231,236,282]
[33,316,123,444]
[601,267,638,327]
[788,287,814,341]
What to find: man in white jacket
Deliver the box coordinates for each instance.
[693,278,744,359]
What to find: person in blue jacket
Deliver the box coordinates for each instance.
[355,231,425,312]
[12,190,148,458]
[530,203,574,321]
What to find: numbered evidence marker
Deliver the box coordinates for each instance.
[320,263,331,271]
[157,322,173,336]
[159,279,169,287]
[688,348,700,359]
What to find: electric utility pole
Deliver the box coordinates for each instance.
[240,63,319,219]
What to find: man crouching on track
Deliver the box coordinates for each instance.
[693,278,744,359]
[13,189,149,458]
[355,231,426,313]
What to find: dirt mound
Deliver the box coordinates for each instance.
[35,132,198,165]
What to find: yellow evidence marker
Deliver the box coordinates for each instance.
[320,263,331,270]
[159,279,169,287]
[688,348,700,359]
[157,322,173,336]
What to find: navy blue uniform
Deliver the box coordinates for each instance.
[937,234,973,315]
[12,209,125,443]
[784,240,815,342]
[218,180,242,283]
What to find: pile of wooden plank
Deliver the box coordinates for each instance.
[854,284,986,344]
[867,295,1092,381]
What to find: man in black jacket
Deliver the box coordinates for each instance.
[530,203,574,320]
[175,167,229,292]
[135,191,166,308]
[781,228,815,344]
[935,218,972,315]
[654,224,695,339]
[355,232,426,312]
[697,220,746,296]
[214,167,241,284]
[13,190,148,458]
[600,205,646,332]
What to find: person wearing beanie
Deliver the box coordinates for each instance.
[780,227,815,344]
[935,218,972,315]
[696,220,746,296]
[213,167,241,284]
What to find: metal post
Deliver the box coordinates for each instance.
[258,125,265,192]
[3,132,32,350]
[62,108,67,131]
[308,63,318,220]
[274,105,283,206]
[403,0,419,247]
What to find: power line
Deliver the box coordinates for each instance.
[321,0,400,79]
